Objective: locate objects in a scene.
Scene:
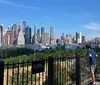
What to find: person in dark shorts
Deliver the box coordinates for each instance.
[86,45,98,85]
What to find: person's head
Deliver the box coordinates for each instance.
[86,44,91,49]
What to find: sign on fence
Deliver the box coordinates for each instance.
[32,60,45,74]
[0,61,4,85]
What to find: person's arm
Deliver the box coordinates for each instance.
[89,54,92,57]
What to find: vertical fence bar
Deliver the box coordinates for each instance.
[48,56,53,85]
[0,61,4,85]
[12,62,14,85]
[76,56,81,85]
[22,61,24,85]
[6,62,9,85]
[17,61,20,85]
[27,61,28,85]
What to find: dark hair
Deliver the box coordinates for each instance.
[86,45,91,49]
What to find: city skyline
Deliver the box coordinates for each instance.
[0,0,100,40]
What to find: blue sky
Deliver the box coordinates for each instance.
[0,0,100,40]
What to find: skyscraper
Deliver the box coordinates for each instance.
[12,24,17,44]
[42,32,49,45]
[37,28,41,43]
[82,36,85,44]
[17,31,25,45]
[76,32,82,44]
[50,26,54,40]
[34,25,36,35]
[25,26,31,44]
[22,21,27,32]
[41,27,44,35]
[0,24,3,45]
[66,34,73,44]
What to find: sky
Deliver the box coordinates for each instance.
[0,0,100,40]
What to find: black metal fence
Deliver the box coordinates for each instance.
[0,55,100,85]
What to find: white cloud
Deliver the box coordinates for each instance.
[84,23,100,30]
[0,0,40,10]
[86,34,100,41]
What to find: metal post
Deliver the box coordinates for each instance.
[0,61,4,85]
[76,56,81,85]
[48,56,54,85]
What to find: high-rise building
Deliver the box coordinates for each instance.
[19,23,23,32]
[42,32,49,45]
[41,27,44,35]
[66,34,73,44]
[17,31,25,45]
[61,33,65,43]
[50,26,54,40]
[41,27,45,43]
[76,32,82,44]
[22,21,27,32]
[25,26,31,44]
[34,25,36,35]
[12,24,17,44]
[0,24,4,45]
[32,25,37,44]
[37,28,41,43]
[82,36,85,44]
[5,30,14,45]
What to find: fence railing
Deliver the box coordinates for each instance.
[0,55,100,85]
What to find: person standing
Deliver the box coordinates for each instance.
[86,45,98,85]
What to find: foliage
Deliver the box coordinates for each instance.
[0,48,34,59]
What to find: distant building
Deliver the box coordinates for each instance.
[33,25,37,44]
[66,34,73,44]
[41,27,45,43]
[37,28,41,43]
[5,30,14,45]
[17,31,25,45]
[22,21,27,32]
[42,32,49,45]
[82,36,85,44]
[12,24,18,44]
[25,26,31,44]
[61,32,65,43]
[76,32,82,44]
[50,26,54,44]
[19,23,23,32]
[0,24,4,45]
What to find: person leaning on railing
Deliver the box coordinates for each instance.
[86,45,98,85]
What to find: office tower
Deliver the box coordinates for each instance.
[17,31,25,45]
[37,28,41,43]
[73,36,76,43]
[25,26,31,44]
[82,36,85,44]
[50,26,55,45]
[41,27,45,43]
[33,25,37,44]
[41,27,44,35]
[22,21,27,32]
[34,25,36,35]
[42,32,49,45]
[12,24,17,44]
[61,32,65,43]
[5,30,14,45]
[76,32,82,44]
[3,29,7,45]
[50,26,54,40]
[0,24,4,45]
[19,23,23,32]
[66,34,73,44]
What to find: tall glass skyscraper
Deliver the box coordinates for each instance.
[0,24,3,45]
[76,32,82,43]
[22,21,27,32]
[50,26,54,40]
[25,26,31,44]
[37,28,41,43]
